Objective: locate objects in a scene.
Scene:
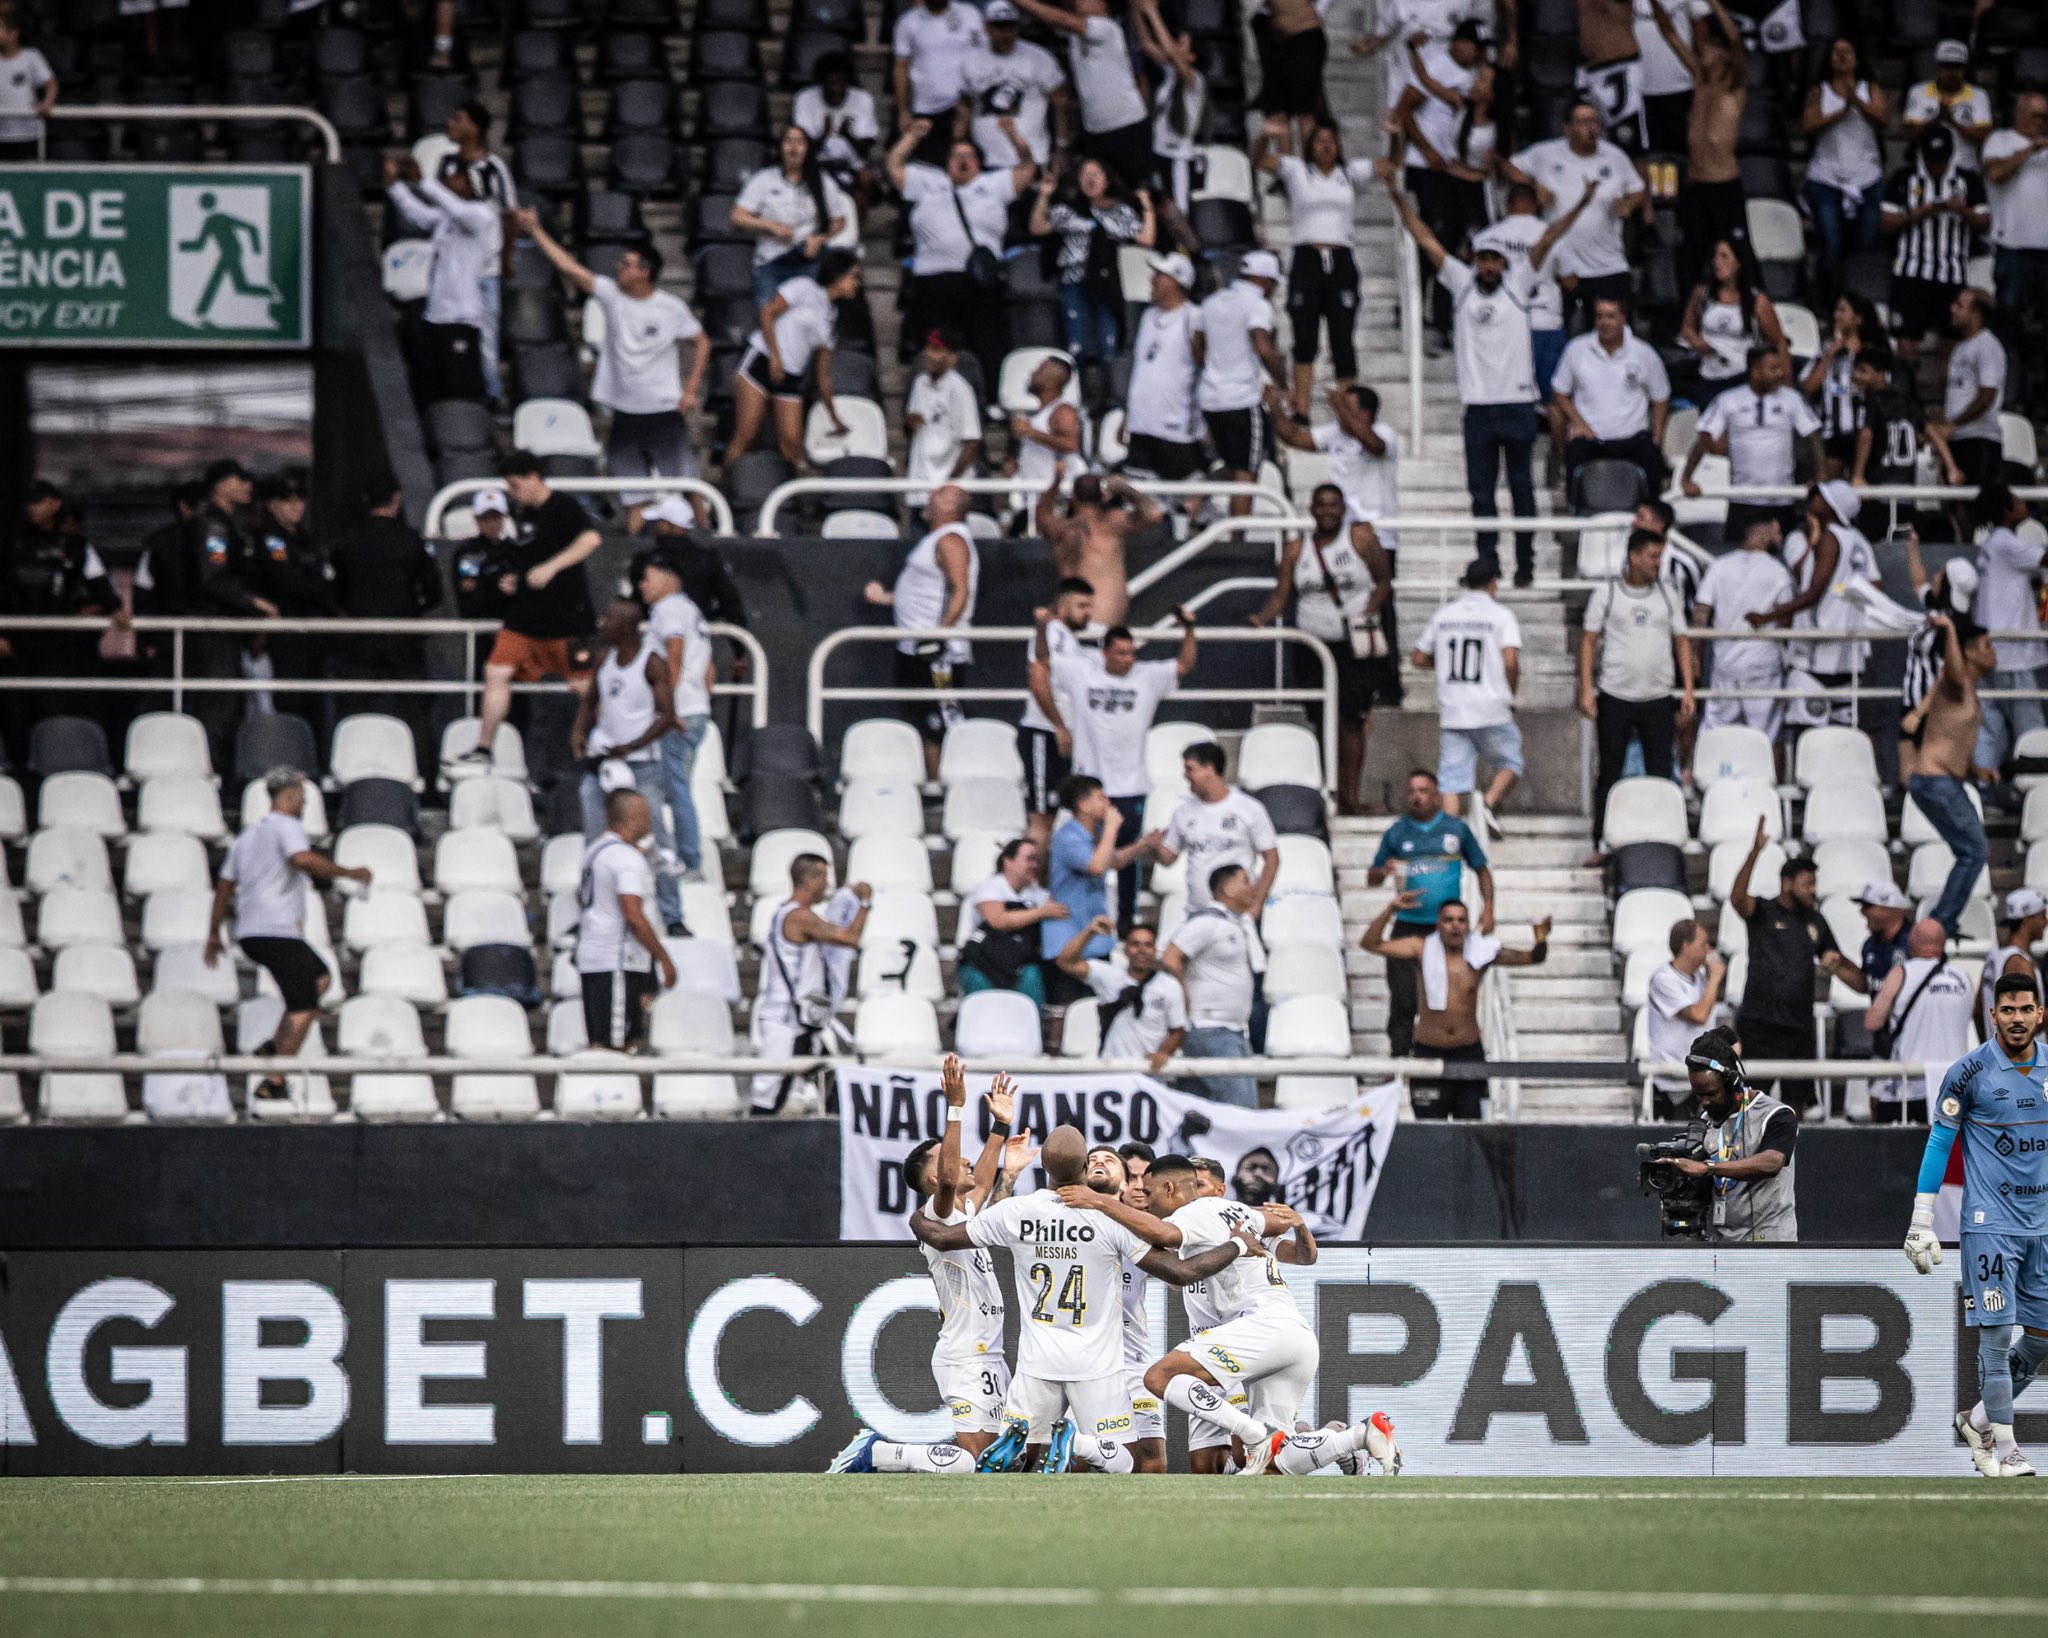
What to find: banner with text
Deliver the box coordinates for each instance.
[0,166,310,347]
[835,1066,1400,1240]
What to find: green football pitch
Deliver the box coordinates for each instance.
[2,1474,2045,1638]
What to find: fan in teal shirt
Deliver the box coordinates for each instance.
[1370,794,1489,932]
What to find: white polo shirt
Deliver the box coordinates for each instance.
[1275,155,1375,247]
[1509,137,1638,278]
[1945,329,2007,442]
[1696,381,1820,488]
[1163,789,1278,909]
[1166,906,1264,1030]
[893,0,985,116]
[1471,213,1565,331]
[1974,525,2047,673]
[1551,330,1671,439]
[1983,129,2048,250]
[1192,280,1277,413]
[905,367,982,503]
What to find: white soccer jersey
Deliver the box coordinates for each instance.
[967,1191,1149,1381]
[922,1199,1007,1363]
[1120,1254,1152,1373]
[1168,1196,1291,1322]
[1417,591,1522,729]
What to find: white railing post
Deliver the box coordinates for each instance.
[753,476,1292,538]
[424,476,736,539]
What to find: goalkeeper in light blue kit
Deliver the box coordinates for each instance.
[1904,971,2048,1478]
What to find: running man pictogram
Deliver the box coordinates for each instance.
[177,190,281,325]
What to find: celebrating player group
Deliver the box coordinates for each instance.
[828,1055,1399,1478]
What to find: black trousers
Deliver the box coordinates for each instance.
[1593,692,1678,846]
[905,269,1008,393]
[1111,794,1146,933]
[1382,941,1430,1058]
[1733,1014,1818,1112]
[1286,244,1359,376]
[1081,119,1155,195]
[1679,175,1752,290]
[1566,432,1669,498]
[1566,270,1633,335]
[1412,1038,1488,1120]
[582,967,657,1052]
[1871,1096,1929,1124]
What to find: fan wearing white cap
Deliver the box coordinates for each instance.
[1776,480,1876,725]
[1190,250,1287,517]
[1980,890,2047,1043]
[1850,879,1913,998]
[1122,253,1206,486]
[1903,41,1993,174]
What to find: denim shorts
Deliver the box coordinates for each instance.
[1438,721,1525,793]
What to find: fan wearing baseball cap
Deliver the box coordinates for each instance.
[1122,253,1206,486]
[1852,879,1913,995]
[1190,250,1286,516]
[1980,890,2047,1042]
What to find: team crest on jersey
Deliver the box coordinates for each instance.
[1205,1345,1243,1374]
[1942,1094,1962,1118]
[1443,834,1461,855]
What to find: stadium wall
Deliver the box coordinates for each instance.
[0,1124,1925,1247]
[0,1245,2024,1476]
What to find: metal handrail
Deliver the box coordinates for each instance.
[424,476,735,539]
[805,623,1341,791]
[753,476,1293,538]
[0,614,770,727]
[42,105,344,166]
[0,1053,1434,1079]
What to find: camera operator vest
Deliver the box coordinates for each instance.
[1703,1088,1798,1243]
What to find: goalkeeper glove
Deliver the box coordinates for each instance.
[1903,1193,1942,1275]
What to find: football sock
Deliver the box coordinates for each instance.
[1273,1423,1368,1477]
[1161,1376,1265,1442]
[1991,1423,2019,1459]
[2009,1331,2048,1402]
[870,1442,975,1475]
[1981,1330,2016,1432]
[1077,1439,1134,1474]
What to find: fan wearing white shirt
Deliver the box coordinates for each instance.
[1580,530,1695,858]
[1012,0,1156,195]
[1191,252,1289,517]
[1984,94,2048,359]
[1162,863,1266,1107]
[893,0,987,164]
[958,3,1070,169]
[1121,252,1206,483]
[793,53,881,204]
[516,208,710,534]
[1551,296,1672,497]
[572,788,680,1053]
[1928,289,2007,490]
[1006,354,1083,524]
[730,126,854,306]
[1022,579,1098,850]
[1680,346,1824,544]
[1646,920,1726,1116]
[904,328,983,508]
[1503,101,1650,331]
[383,155,497,402]
[1969,483,2046,777]
[0,8,56,161]
[1155,740,1282,916]
[1253,119,1377,417]
[1269,383,1403,539]
[637,550,718,888]
[1692,515,1794,740]
[572,597,684,933]
[729,250,865,472]
[1413,558,1524,821]
[1053,918,1188,1072]
[864,486,981,779]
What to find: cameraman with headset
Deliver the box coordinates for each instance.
[1671,1025,1799,1242]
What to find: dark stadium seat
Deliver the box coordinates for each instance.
[1254,783,1329,841]
[459,944,543,1004]
[579,189,647,243]
[1529,0,1579,30]
[828,349,881,403]
[694,30,762,84]
[726,450,797,532]
[582,242,633,283]
[220,30,279,80]
[1574,459,1647,515]
[1607,842,1687,896]
[700,293,758,348]
[28,716,114,778]
[504,26,575,84]
[426,398,497,455]
[1525,33,1579,95]
[311,25,369,80]
[1179,0,1235,36]
[520,0,584,26]
[516,134,586,195]
[696,82,770,142]
[696,0,770,32]
[733,724,822,785]
[436,449,502,486]
[1841,251,1892,309]
[1737,153,1790,202]
[509,75,582,140]
[1981,3,2046,50]
[235,714,320,785]
[606,0,682,26]
[595,32,671,83]
[1005,251,1060,303]
[1189,198,1254,253]
[502,288,568,348]
[319,75,390,144]
[695,243,756,300]
[507,240,562,292]
[743,772,823,841]
[610,134,684,196]
[139,118,203,164]
[817,455,895,513]
[410,75,474,141]
[691,192,749,247]
[1008,301,1066,349]
[2013,47,2048,90]
[1734,92,1783,155]
[1889,0,1946,50]
[706,138,771,196]
[782,30,850,87]
[607,79,679,140]
[338,777,421,837]
[511,342,584,402]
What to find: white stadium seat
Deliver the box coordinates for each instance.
[26,827,113,894]
[546,999,588,1056]
[942,777,1025,842]
[2012,728,2048,792]
[954,990,1043,1058]
[680,882,734,946]
[855,991,942,1056]
[336,995,437,1121]
[649,989,736,1056]
[243,776,329,839]
[541,833,585,895]
[1601,778,1689,849]
[1262,940,1347,1002]
[840,718,925,787]
[1271,835,1335,900]
[997,346,1082,412]
[804,395,890,463]
[1697,777,1781,847]
[1706,837,1785,901]
[1261,893,1343,948]
[358,942,449,1006]
[31,992,125,1122]
[554,1050,646,1120]
[1265,994,1350,1058]
[52,944,140,1006]
[1274,1076,1358,1110]
[37,886,123,951]
[122,831,210,898]
[235,996,336,1121]
[1155,890,1188,944]
[439,719,528,782]
[448,775,540,840]
[336,824,423,896]
[1813,838,1895,906]
[1612,888,1692,955]
[822,509,901,539]
[0,946,40,1009]
[344,889,433,953]
[1800,780,1887,845]
[1621,944,1661,1010]
[847,833,935,894]
[433,829,522,896]
[1918,892,1996,946]
[38,771,126,837]
[1794,726,1879,792]
[856,940,945,1000]
[667,937,743,1005]
[1146,722,1217,786]
[124,712,214,784]
[652,1070,743,1118]
[1193,144,1253,202]
[446,994,541,1122]
[152,943,244,1007]
[138,990,225,1054]
[1060,997,1101,1057]
[136,775,226,840]
[1237,724,1322,791]
[1775,302,1822,360]
[939,719,1024,785]
[1746,196,1805,263]
[948,832,1005,894]
[1902,783,1983,848]
[0,774,23,840]
[839,778,925,840]
[442,889,532,952]
[859,890,942,953]
[512,397,601,457]
[749,828,835,898]
[330,714,421,788]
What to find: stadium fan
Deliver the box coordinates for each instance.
[1802,294,1885,480]
[1550,296,1671,497]
[903,328,982,508]
[635,548,716,889]
[1255,0,1331,153]
[444,102,516,406]
[383,154,495,405]
[1680,347,1822,544]
[959,2,1069,181]
[0,5,58,163]
[333,482,441,764]
[1120,252,1204,486]
[1902,39,1993,175]
[1156,740,1279,917]
[791,53,881,209]
[1863,918,1973,1124]
[1368,769,1493,1058]
[751,855,869,1115]
[1052,916,1187,1073]
[1132,0,1206,224]
[957,837,1063,1008]
[0,478,121,765]
[1680,241,1787,402]
[574,788,680,1053]
[1413,557,1522,823]
[1880,125,1988,369]
[1907,972,2048,1479]
[1162,862,1267,1107]
[1801,39,1890,307]
[515,207,710,535]
[175,459,276,773]
[1039,772,1158,1000]
[1898,538,1973,778]
[456,456,600,771]
[731,125,853,307]
[252,474,337,718]
[1033,472,1160,628]
[1029,155,1156,399]
[863,484,979,779]
[1503,100,1647,334]
[1253,117,1375,418]
[1192,251,1287,520]
[885,121,1033,388]
[1470,189,1577,478]
[1978,889,2046,1043]
[1250,485,1393,817]
[1727,824,1858,1112]
[1572,0,1647,154]
[1931,291,2008,490]
[1984,93,2048,383]
[1910,612,1995,938]
[1022,580,1096,853]
[1580,529,1692,860]
[639,501,749,633]
[1010,0,1153,195]
[1645,0,1749,287]
[1363,893,1550,1120]
[204,769,368,1107]
[728,249,864,470]
[571,597,684,935]
[1692,516,1792,743]
[1967,484,2042,778]
[1006,355,1084,525]
[1388,24,1486,351]
[1852,880,1913,998]
[892,0,985,166]
[1779,483,1877,725]
[1645,919,1725,1117]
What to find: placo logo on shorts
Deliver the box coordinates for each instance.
[168,186,281,333]
[1205,1345,1243,1374]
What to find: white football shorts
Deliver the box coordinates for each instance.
[1126,1371,1165,1442]
[1001,1371,1135,1442]
[1189,1307,1321,1430]
[934,1354,1010,1435]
